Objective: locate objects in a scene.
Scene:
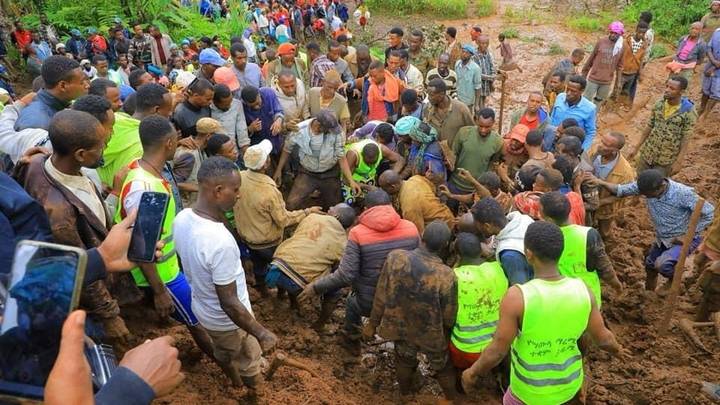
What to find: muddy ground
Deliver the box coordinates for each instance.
[116,1,720,403]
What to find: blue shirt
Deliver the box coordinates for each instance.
[617,179,714,243]
[15,89,70,131]
[243,87,285,153]
[454,59,483,106]
[31,41,52,62]
[233,63,266,89]
[550,93,597,150]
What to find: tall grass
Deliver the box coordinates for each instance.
[366,0,467,19]
[476,0,496,17]
[565,14,614,33]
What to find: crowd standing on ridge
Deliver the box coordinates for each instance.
[1,0,720,404]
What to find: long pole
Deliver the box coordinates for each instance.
[498,75,507,135]
[659,198,706,335]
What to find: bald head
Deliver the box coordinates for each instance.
[379,170,403,196]
[356,44,370,56]
[458,212,476,234]
[329,203,357,229]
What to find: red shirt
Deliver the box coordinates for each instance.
[519,113,540,131]
[13,29,31,54]
[566,191,586,226]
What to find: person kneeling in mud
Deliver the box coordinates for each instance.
[265,203,357,331]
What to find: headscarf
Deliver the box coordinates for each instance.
[395,116,439,173]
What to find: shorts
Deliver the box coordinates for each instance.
[448,341,481,370]
[156,272,199,326]
[394,340,448,372]
[206,327,263,378]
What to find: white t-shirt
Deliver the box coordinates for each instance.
[173,209,253,331]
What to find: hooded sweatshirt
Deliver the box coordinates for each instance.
[272,78,309,123]
[313,204,419,310]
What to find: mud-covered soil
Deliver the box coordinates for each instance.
[118,1,720,403]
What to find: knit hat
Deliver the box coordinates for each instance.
[213,66,240,92]
[196,118,227,135]
[70,29,82,37]
[608,21,625,35]
[277,42,296,56]
[244,139,273,170]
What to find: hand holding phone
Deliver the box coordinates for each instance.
[127,192,170,264]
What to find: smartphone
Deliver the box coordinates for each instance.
[0,241,87,401]
[127,191,170,263]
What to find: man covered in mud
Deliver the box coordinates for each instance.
[593,169,715,291]
[364,221,459,401]
[266,203,357,331]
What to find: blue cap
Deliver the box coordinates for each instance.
[199,49,226,67]
[70,29,82,36]
[461,44,476,55]
[87,27,98,35]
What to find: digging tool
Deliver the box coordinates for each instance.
[265,351,319,380]
[678,318,712,353]
[498,74,507,135]
[659,198,706,335]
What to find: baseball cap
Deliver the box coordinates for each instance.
[80,59,91,66]
[70,29,81,36]
[277,43,296,56]
[199,48,226,67]
[314,109,342,134]
[244,139,273,170]
[213,66,240,92]
[508,124,530,144]
[196,118,227,135]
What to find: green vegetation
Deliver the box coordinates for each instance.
[366,0,467,19]
[476,0,497,17]
[16,0,249,43]
[500,27,519,39]
[502,6,546,24]
[649,43,670,60]
[565,12,615,33]
[622,0,707,40]
[548,43,565,56]
[520,35,543,44]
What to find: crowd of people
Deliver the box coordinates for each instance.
[2,0,720,403]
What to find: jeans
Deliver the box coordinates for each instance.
[249,246,277,288]
[499,250,533,285]
[343,292,371,339]
[620,73,639,102]
[583,79,611,105]
[645,236,702,278]
[541,125,558,152]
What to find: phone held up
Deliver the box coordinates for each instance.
[127,191,170,263]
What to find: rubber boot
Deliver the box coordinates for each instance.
[312,299,337,332]
[645,269,658,291]
[396,364,418,396]
[435,363,459,401]
[241,374,264,403]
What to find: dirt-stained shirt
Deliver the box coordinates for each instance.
[399,175,455,235]
[369,248,458,352]
[273,213,347,282]
[234,170,308,249]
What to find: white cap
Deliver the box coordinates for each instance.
[243,139,273,170]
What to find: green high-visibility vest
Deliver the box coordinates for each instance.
[114,161,180,287]
[345,138,382,183]
[511,277,591,405]
[451,261,508,353]
[559,224,602,307]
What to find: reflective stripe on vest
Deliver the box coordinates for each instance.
[345,138,382,183]
[451,262,508,353]
[559,224,602,307]
[115,161,180,287]
[510,277,590,405]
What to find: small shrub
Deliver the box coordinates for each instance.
[520,35,543,44]
[502,5,546,24]
[567,16,603,33]
[366,0,466,19]
[649,43,670,60]
[548,43,565,56]
[476,0,496,17]
[622,0,707,40]
[501,27,519,39]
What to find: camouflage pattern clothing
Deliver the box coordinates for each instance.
[409,49,435,78]
[369,247,457,353]
[638,97,697,167]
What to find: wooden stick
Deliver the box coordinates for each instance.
[659,198,706,335]
[498,76,507,135]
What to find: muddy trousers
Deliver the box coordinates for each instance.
[394,340,458,399]
[343,292,370,340]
